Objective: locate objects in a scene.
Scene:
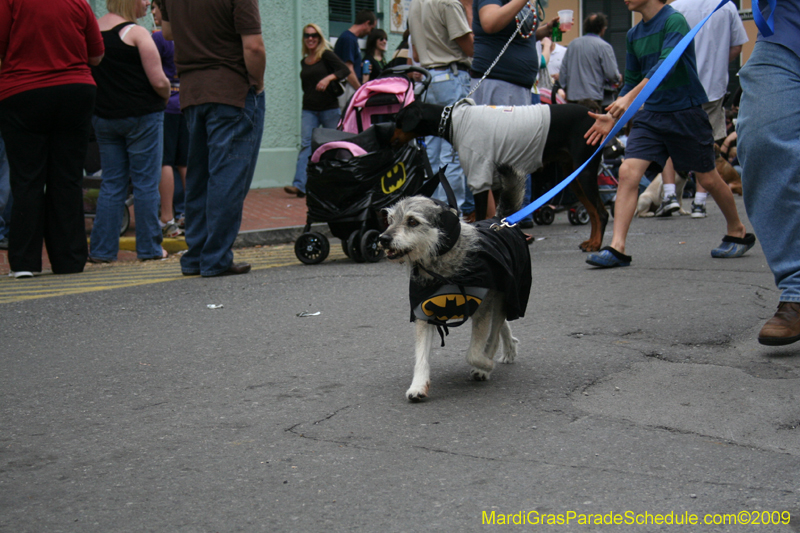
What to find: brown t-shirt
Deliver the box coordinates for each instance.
[161,0,261,109]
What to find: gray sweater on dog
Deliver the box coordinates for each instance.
[450,99,550,193]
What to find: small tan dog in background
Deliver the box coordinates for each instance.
[635,173,689,218]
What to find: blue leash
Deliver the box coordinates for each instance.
[504,0,753,227]
[752,0,776,37]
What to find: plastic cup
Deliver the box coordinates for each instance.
[558,9,574,32]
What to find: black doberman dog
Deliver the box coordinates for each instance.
[392,101,609,252]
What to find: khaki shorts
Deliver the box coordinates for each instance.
[702,97,726,142]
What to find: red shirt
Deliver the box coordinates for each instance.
[0,0,104,101]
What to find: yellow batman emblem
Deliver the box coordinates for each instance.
[422,294,483,321]
[381,163,407,194]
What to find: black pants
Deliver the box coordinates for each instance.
[0,84,95,273]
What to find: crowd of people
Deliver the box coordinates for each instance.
[0,0,796,345]
[0,0,265,278]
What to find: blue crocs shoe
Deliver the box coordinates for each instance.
[586,246,632,268]
[711,233,756,258]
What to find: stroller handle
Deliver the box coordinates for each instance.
[378,65,432,95]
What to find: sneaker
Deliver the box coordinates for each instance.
[8,270,34,278]
[655,194,680,217]
[162,220,183,238]
[758,302,800,346]
[176,214,185,229]
[690,202,707,218]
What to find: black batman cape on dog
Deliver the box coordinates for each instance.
[409,219,532,325]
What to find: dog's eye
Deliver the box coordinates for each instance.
[407,218,419,228]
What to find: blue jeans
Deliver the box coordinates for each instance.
[181,88,265,276]
[293,108,340,193]
[90,112,164,260]
[424,69,474,215]
[738,41,800,302]
[0,131,9,240]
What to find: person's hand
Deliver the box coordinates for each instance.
[604,93,631,121]
[316,76,331,92]
[584,112,615,146]
[544,16,559,31]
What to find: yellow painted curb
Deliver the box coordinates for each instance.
[116,237,188,253]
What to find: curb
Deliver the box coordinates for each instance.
[233,224,333,248]
[115,224,334,252]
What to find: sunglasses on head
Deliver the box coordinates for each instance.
[303,32,321,39]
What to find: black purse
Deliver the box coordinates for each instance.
[322,53,346,97]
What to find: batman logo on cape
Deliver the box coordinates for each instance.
[409,219,532,326]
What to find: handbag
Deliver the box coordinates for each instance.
[322,52,346,97]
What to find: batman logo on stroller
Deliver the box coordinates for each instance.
[381,163,407,195]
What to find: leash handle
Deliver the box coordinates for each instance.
[505,0,737,226]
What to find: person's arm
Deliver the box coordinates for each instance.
[241,32,266,93]
[127,25,171,101]
[83,5,105,66]
[344,62,360,89]
[728,44,742,63]
[535,17,558,41]
[454,32,474,57]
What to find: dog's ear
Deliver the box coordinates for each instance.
[430,200,461,255]
[395,102,423,133]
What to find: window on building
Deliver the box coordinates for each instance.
[329,0,377,39]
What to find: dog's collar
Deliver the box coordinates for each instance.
[438,105,453,143]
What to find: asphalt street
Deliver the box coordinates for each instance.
[1,197,798,532]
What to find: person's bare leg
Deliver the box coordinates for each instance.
[159,165,175,224]
[695,168,746,238]
[609,158,652,255]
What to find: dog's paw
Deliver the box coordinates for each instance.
[470,368,491,381]
[639,211,655,218]
[579,240,601,252]
[497,336,519,364]
[406,382,429,402]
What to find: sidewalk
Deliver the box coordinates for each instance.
[0,187,313,276]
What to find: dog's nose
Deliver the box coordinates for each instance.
[378,234,392,248]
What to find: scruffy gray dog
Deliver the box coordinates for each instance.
[379,165,532,401]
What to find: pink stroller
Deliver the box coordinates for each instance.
[295,66,435,265]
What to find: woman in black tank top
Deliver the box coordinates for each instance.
[89,0,172,262]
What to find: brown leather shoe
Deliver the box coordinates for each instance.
[206,262,251,277]
[284,185,306,198]
[758,301,800,346]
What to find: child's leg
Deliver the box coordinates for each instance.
[609,158,651,254]
[694,168,746,238]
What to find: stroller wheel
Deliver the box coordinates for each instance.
[341,239,351,258]
[359,230,384,263]
[120,205,131,236]
[347,230,365,263]
[533,210,543,226]
[575,205,590,225]
[539,206,555,225]
[295,232,330,265]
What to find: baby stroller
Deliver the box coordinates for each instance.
[294,66,434,264]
